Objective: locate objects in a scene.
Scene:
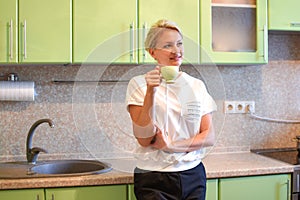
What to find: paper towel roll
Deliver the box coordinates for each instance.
[0,81,35,101]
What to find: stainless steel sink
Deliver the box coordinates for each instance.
[29,160,112,176]
[0,160,112,178]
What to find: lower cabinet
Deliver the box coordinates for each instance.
[128,184,136,200]
[45,185,127,200]
[206,179,218,200]
[219,174,291,200]
[0,188,44,200]
[0,174,291,200]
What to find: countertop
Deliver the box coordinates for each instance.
[0,151,295,190]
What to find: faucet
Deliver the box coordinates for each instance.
[26,119,54,164]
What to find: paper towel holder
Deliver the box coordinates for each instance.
[7,73,19,81]
[0,73,35,102]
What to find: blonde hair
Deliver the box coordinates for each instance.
[144,19,182,51]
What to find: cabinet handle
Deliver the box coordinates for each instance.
[36,194,40,200]
[51,194,55,200]
[263,24,268,62]
[23,20,27,59]
[290,22,300,27]
[129,22,135,62]
[8,19,13,60]
[142,22,147,62]
[286,179,290,200]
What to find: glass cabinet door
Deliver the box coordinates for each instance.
[200,0,267,64]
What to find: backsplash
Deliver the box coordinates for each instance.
[0,33,299,162]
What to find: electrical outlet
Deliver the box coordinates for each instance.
[224,101,255,114]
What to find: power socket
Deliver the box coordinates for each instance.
[224,101,255,114]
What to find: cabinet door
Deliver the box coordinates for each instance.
[128,184,136,200]
[206,179,218,200]
[139,0,200,64]
[269,0,300,31]
[46,185,127,200]
[200,0,268,64]
[219,174,291,200]
[0,0,18,63]
[0,189,44,200]
[18,0,71,63]
[73,0,137,64]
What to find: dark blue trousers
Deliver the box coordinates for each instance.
[134,162,206,200]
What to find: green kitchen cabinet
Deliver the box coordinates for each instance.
[206,179,218,200]
[73,0,137,64]
[138,0,200,64]
[0,0,18,63]
[0,0,71,63]
[73,0,199,64]
[219,174,291,200]
[200,0,268,64]
[18,0,71,63]
[45,185,127,200]
[128,184,136,200]
[268,0,300,31]
[0,189,44,200]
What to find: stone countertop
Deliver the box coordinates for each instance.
[0,152,295,190]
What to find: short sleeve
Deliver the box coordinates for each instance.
[125,75,147,112]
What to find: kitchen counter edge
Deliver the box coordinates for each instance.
[0,151,295,190]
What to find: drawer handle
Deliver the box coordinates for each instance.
[130,22,135,62]
[9,19,13,60]
[22,20,27,59]
[290,22,300,27]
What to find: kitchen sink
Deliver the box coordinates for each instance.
[30,160,112,176]
[0,160,112,178]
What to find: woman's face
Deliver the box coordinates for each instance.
[149,29,184,66]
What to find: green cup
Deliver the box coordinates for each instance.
[161,66,179,84]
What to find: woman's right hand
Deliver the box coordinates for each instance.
[145,66,161,88]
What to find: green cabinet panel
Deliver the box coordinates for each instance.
[139,0,200,64]
[45,185,127,200]
[0,0,18,63]
[0,0,71,63]
[200,0,268,64]
[206,179,218,200]
[0,189,44,200]
[73,0,137,63]
[73,0,199,64]
[219,174,291,200]
[268,0,300,31]
[18,0,71,63]
[128,184,136,200]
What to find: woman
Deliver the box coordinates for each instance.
[125,19,217,200]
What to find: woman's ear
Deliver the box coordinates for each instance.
[148,49,156,60]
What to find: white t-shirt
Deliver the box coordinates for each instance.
[126,72,217,172]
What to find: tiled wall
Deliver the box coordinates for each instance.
[0,33,299,161]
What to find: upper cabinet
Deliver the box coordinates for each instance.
[200,0,268,64]
[268,0,300,31]
[0,0,18,63]
[1,0,270,65]
[73,0,199,64]
[73,0,137,64]
[139,0,200,64]
[0,0,72,64]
